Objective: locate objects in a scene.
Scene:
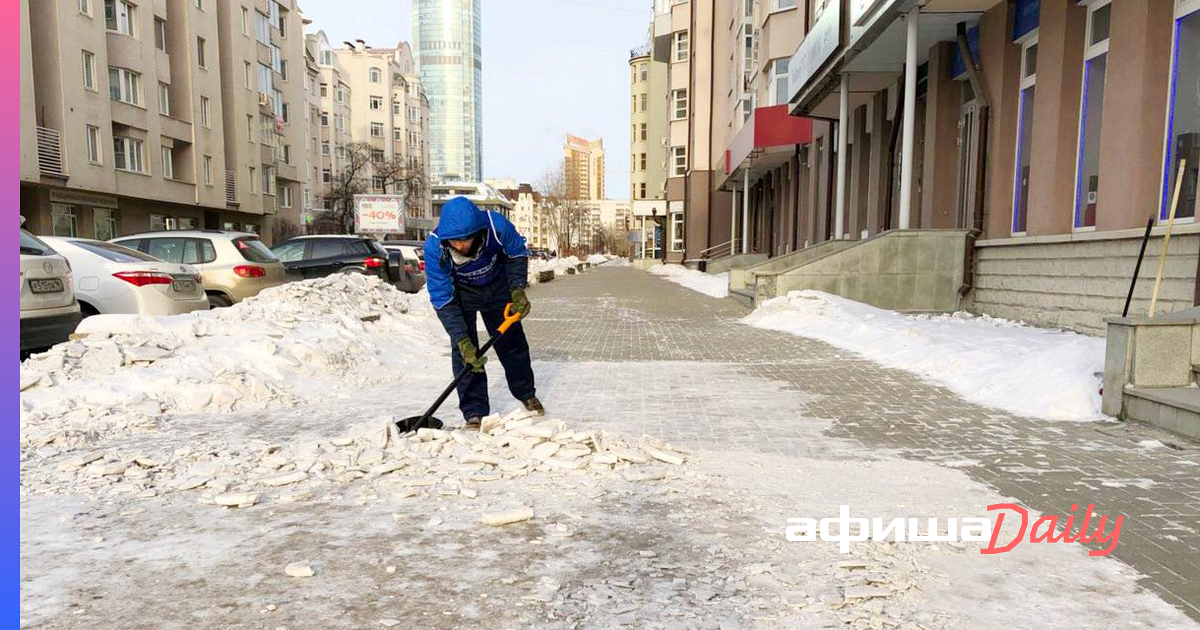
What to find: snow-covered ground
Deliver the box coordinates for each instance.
[528,255,582,284]
[648,264,730,298]
[744,290,1107,421]
[19,276,1194,628]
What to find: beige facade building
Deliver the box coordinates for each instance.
[20,0,309,244]
[332,40,431,221]
[563,134,606,201]
[490,179,553,250]
[629,38,670,262]
[638,0,1199,337]
[307,30,352,215]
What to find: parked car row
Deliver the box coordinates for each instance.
[19,225,430,355]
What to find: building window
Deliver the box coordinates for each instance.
[320,111,329,126]
[104,0,136,37]
[770,57,789,105]
[278,183,293,208]
[371,148,385,162]
[107,67,141,105]
[79,0,92,16]
[670,212,684,252]
[322,168,331,183]
[1160,3,1200,220]
[196,37,206,68]
[394,129,402,141]
[1012,33,1038,234]
[244,223,260,235]
[160,145,174,179]
[200,96,210,127]
[248,166,257,193]
[263,166,276,196]
[672,146,687,176]
[370,95,383,110]
[640,153,647,171]
[154,18,166,50]
[321,141,330,155]
[112,135,144,172]
[639,182,647,199]
[203,155,212,184]
[194,0,202,9]
[148,214,167,231]
[640,93,648,111]
[241,7,249,35]
[369,67,382,83]
[672,89,688,120]
[371,176,385,191]
[640,63,647,81]
[81,50,96,90]
[771,0,797,10]
[52,205,78,237]
[319,49,332,66]
[157,82,170,116]
[255,11,271,45]
[1073,0,1111,229]
[674,31,689,62]
[640,123,647,141]
[85,125,102,164]
[283,144,291,164]
[320,82,328,97]
[94,209,117,241]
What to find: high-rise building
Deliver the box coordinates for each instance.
[412,0,483,182]
[20,0,306,244]
[563,134,605,201]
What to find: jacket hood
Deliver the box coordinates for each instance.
[435,197,489,240]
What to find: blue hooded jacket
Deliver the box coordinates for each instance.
[424,197,528,343]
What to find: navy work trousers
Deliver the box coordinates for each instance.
[450,299,536,420]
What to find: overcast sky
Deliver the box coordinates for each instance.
[300,0,650,199]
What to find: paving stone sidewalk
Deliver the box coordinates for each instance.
[522,264,1200,620]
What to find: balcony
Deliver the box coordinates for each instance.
[721,104,814,186]
[36,127,66,178]
[630,42,652,60]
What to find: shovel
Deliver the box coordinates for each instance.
[394,303,523,434]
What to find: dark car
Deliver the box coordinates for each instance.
[272,235,423,291]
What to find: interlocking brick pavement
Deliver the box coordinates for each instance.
[521,264,1200,619]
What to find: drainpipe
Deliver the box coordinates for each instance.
[956,22,989,300]
[835,73,849,240]
[898,6,919,230]
[731,180,738,256]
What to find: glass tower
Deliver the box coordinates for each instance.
[412,0,483,182]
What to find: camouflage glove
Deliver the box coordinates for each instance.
[510,287,531,318]
[456,337,487,373]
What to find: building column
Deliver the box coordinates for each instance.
[731,182,739,255]
[898,7,919,230]
[742,169,750,254]
[835,72,850,239]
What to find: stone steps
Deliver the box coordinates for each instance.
[1124,386,1200,439]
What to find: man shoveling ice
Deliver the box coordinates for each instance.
[424,196,544,429]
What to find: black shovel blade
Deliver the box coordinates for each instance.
[395,415,444,434]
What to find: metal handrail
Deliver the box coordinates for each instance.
[700,238,738,259]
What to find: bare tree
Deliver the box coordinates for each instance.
[373,155,428,225]
[536,164,586,256]
[270,218,301,244]
[315,142,373,233]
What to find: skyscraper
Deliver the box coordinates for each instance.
[412,0,483,182]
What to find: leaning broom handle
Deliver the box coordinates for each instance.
[1149,160,1188,316]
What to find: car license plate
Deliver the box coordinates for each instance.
[171,279,196,293]
[28,278,64,294]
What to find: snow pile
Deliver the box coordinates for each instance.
[19,274,443,451]
[24,407,688,506]
[528,255,584,284]
[744,290,1106,421]
[585,254,609,265]
[648,264,730,298]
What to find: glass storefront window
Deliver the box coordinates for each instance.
[1161,6,1199,220]
[1012,35,1037,234]
[51,204,77,237]
[1073,1,1111,229]
[94,208,117,241]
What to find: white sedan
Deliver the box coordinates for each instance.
[39,237,209,316]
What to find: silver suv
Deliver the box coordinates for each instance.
[112,230,285,307]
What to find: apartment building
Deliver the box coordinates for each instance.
[331,40,432,221]
[563,134,606,201]
[629,39,669,261]
[490,179,552,250]
[19,0,307,244]
[215,0,306,241]
[307,30,352,213]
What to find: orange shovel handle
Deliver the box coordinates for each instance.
[497,302,522,334]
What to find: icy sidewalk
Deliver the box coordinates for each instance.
[744,290,1107,422]
[648,263,730,298]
